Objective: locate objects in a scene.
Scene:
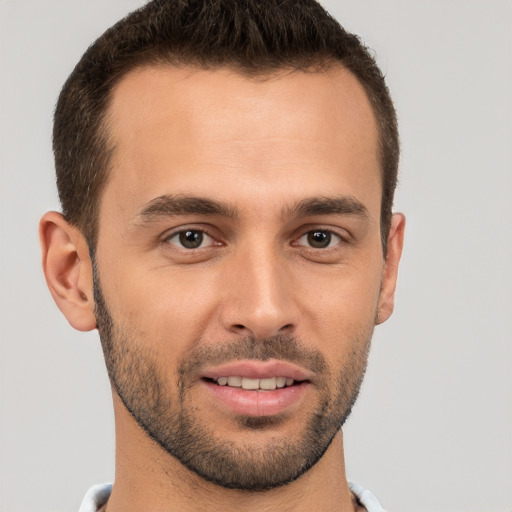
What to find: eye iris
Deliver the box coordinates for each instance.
[307,231,331,248]
[179,230,203,248]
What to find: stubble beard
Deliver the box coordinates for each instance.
[93,269,373,491]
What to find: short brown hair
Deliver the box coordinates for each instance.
[53,0,399,251]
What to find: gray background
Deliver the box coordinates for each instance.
[1,1,511,511]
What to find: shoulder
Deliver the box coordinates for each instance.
[349,481,386,512]
[78,483,112,512]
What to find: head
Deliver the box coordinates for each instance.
[41,0,404,493]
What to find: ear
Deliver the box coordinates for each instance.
[376,213,405,325]
[39,211,96,331]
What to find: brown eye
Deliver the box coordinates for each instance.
[296,230,341,249]
[167,229,211,249]
[179,230,203,248]
[307,231,332,248]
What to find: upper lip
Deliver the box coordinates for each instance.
[201,359,313,382]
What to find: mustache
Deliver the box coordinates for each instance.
[178,334,327,377]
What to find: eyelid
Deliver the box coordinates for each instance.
[296,231,341,249]
[292,226,351,248]
[161,225,222,249]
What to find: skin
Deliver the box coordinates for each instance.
[40,64,405,511]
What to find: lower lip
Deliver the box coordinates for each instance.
[202,380,310,417]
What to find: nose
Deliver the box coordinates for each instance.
[219,246,299,340]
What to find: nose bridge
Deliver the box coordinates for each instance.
[220,239,297,338]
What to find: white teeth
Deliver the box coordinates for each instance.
[215,376,295,390]
[227,376,242,387]
[241,377,260,390]
[259,378,277,390]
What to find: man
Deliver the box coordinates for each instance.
[40,0,404,510]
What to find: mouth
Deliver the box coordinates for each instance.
[200,360,312,417]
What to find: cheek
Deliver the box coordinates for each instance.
[300,265,382,349]
[103,264,221,352]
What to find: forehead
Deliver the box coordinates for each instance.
[101,64,380,222]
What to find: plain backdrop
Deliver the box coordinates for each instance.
[1,1,511,511]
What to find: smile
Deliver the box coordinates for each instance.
[213,376,296,390]
[200,361,312,417]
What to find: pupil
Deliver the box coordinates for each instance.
[308,231,330,248]
[180,230,203,248]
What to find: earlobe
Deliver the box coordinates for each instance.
[39,212,97,331]
[376,213,405,325]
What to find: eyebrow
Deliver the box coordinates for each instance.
[134,193,369,225]
[287,196,369,219]
[135,194,237,224]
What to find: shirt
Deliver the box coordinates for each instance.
[78,481,385,511]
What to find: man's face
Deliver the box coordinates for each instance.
[94,64,389,490]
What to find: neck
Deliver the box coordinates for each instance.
[106,394,357,512]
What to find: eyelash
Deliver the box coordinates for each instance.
[163,228,220,250]
[294,230,344,250]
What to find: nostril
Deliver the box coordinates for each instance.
[227,322,295,338]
